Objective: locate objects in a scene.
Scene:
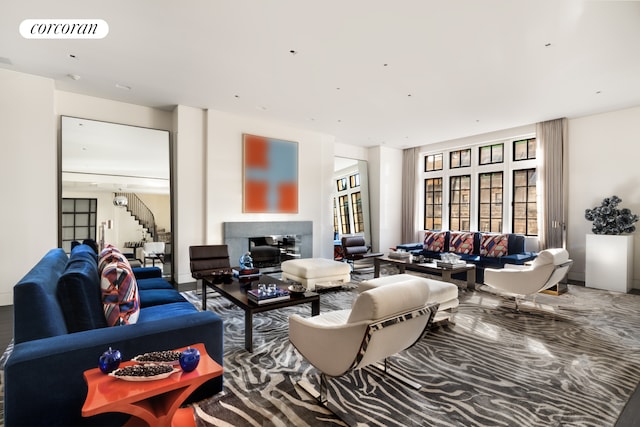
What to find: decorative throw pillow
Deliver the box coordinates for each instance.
[101,260,140,326]
[98,245,131,272]
[480,234,509,257]
[450,232,475,254]
[423,231,447,252]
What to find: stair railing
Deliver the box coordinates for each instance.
[114,192,157,241]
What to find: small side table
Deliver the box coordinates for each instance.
[82,343,223,427]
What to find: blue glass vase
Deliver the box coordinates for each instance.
[239,252,253,269]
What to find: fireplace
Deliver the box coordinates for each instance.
[224,221,312,270]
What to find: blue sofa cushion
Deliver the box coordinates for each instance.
[139,289,188,308]
[132,266,163,279]
[57,244,107,333]
[13,249,70,344]
[137,277,175,290]
[138,302,199,323]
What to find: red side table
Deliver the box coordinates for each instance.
[82,343,223,427]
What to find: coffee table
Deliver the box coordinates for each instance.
[82,343,222,427]
[206,275,320,352]
[374,256,476,289]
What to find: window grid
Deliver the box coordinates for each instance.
[479,143,504,165]
[349,173,360,188]
[478,172,503,232]
[424,178,443,230]
[425,153,443,172]
[351,192,364,233]
[513,168,538,235]
[337,178,347,191]
[61,198,97,253]
[338,195,351,234]
[513,138,536,161]
[450,149,471,168]
[449,175,471,231]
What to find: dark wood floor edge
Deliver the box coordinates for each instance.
[615,381,640,427]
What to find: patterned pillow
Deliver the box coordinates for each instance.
[423,231,447,252]
[480,234,509,257]
[98,245,131,271]
[450,232,475,254]
[100,260,140,326]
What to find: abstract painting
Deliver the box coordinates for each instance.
[243,134,298,213]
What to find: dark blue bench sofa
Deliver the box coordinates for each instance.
[3,244,223,426]
[397,230,537,283]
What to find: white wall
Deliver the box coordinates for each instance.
[368,146,404,253]
[0,69,56,305]
[173,105,207,283]
[567,106,640,287]
[204,110,336,272]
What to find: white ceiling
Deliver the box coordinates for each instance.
[2,1,640,149]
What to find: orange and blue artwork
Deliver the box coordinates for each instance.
[243,134,298,213]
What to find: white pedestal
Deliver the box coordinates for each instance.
[585,234,633,293]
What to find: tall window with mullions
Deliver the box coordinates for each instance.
[424,178,442,230]
[61,198,97,253]
[513,168,538,235]
[351,192,364,233]
[478,172,503,232]
[449,175,471,231]
[338,195,351,234]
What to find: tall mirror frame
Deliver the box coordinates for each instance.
[333,157,372,256]
[58,116,174,282]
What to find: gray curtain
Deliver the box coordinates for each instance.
[536,118,567,249]
[402,147,420,243]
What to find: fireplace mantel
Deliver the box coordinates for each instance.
[223,221,312,267]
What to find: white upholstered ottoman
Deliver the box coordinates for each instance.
[281,258,351,291]
[359,273,459,322]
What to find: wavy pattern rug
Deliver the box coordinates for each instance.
[181,281,640,427]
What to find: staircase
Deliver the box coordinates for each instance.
[114,192,158,241]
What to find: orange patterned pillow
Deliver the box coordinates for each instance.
[480,234,509,257]
[423,231,447,252]
[450,232,475,254]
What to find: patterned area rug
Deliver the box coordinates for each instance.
[181,279,640,427]
[1,278,639,426]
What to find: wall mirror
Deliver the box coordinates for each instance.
[333,157,371,257]
[59,116,173,280]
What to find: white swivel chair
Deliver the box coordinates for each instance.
[289,281,438,407]
[142,241,165,267]
[483,248,573,310]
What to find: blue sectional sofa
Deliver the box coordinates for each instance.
[3,244,224,427]
[397,230,537,283]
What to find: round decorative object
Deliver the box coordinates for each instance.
[99,347,122,374]
[179,347,201,372]
[288,284,306,294]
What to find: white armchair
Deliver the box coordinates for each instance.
[289,280,438,407]
[483,248,573,309]
[142,241,165,267]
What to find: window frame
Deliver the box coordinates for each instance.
[478,171,503,232]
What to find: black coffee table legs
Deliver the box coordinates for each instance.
[243,300,320,352]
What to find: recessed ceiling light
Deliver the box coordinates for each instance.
[289,50,298,55]
[115,83,131,90]
[257,105,268,111]
[544,43,552,47]
[67,73,81,81]
[596,90,602,94]
[68,53,78,59]
[234,94,239,98]
[383,63,388,67]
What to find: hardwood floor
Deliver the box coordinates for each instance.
[0,305,12,354]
